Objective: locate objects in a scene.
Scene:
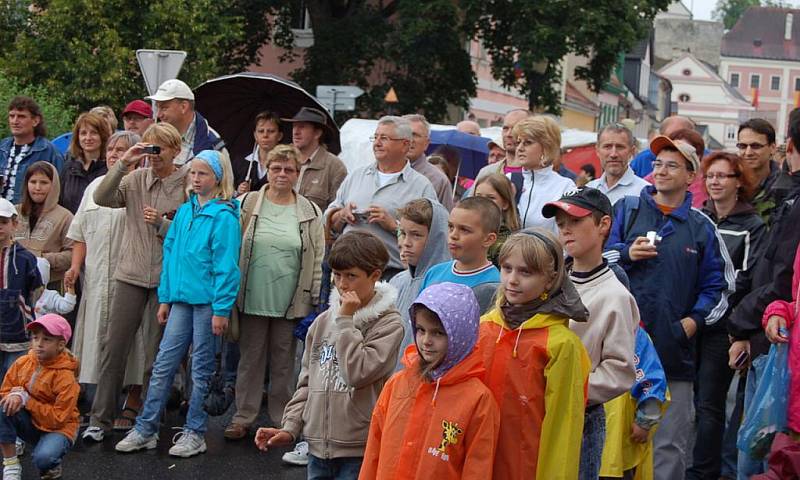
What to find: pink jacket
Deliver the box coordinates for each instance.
[761,243,800,432]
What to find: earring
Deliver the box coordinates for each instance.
[539,292,549,301]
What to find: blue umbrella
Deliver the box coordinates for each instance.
[426,129,490,180]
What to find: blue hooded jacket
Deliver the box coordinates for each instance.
[0,136,64,204]
[158,193,241,317]
[605,186,735,381]
[0,243,43,345]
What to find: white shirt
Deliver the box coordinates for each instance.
[516,167,576,233]
[587,167,649,206]
[377,170,402,188]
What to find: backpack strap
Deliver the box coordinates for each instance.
[622,195,642,239]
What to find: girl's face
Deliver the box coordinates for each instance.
[705,159,740,204]
[515,136,545,170]
[190,160,219,197]
[31,328,65,362]
[475,182,509,212]
[106,139,130,170]
[79,124,102,155]
[414,308,448,369]
[27,172,52,204]
[500,247,553,305]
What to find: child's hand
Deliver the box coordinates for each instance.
[630,422,650,443]
[64,268,79,289]
[339,291,362,317]
[0,395,23,416]
[65,283,75,295]
[765,315,789,344]
[157,304,170,325]
[254,428,292,451]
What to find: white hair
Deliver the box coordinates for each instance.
[378,115,413,141]
[402,114,430,137]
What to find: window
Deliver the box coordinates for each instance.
[750,74,761,89]
[730,73,740,88]
[771,76,781,91]
[682,68,692,76]
[678,93,691,102]
[726,125,737,141]
[795,77,800,91]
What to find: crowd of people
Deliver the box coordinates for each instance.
[0,76,799,480]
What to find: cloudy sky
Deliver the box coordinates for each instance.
[689,0,800,20]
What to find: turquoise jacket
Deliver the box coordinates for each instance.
[158,193,241,317]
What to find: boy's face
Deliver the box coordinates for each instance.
[554,210,610,261]
[333,267,381,306]
[0,216,17,243]
[414,308,448,368]
[447,207,496,264]
[30,328,65,362]
[398,218,430,268]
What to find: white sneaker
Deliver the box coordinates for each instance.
[282,441,309,466]
[2,458,21,480]
[13,439,23,457]
[82,426,104,442]
[115,428,157,453]
[168,430,207,458]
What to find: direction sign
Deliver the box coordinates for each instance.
[316,85,365,115]
[136,49,187,96]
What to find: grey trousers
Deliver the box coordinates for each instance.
[88,281,162,431]
[231,314,299,426]
[653,380,695,480]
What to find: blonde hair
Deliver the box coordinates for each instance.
[494,228,565,310]
[474,173,520,231]
[188,149,235,201]
[266,144,302,171]
[512,116,561,167]
[90,105,118,131]
[142,123,182,152]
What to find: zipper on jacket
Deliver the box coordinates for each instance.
[522,172,535,229]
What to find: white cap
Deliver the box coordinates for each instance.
[0,198,16,218]
[145,79,195,102]
[487,136,505,151]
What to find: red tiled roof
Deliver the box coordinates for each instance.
[721,7,800,61]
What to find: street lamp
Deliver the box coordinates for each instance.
[527,59,549,111]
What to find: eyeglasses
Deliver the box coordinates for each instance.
[652,160,687,172]
[704,173,740,180]
[369,135,406,143]
[268,165,298,174]
[736,142,767,151]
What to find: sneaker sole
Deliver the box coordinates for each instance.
[82,433,104,443]
[168,444,207,458]
[115,439,157,453]
[281,456,309,466]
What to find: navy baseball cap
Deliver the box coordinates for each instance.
[542,187,613,218]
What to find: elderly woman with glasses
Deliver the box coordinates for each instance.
[223,144,325,440]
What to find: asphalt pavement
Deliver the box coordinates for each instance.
[16,407,308,480]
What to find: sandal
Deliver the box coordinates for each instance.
[113,407,139,431]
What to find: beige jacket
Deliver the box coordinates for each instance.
[93,160,188,288]
[237,185,324,320]
[14,162,73,282]
[298,146,347,211]
[282,282,404,459]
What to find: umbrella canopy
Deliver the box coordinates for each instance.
[194,72,341,179]
[426,129,490,180]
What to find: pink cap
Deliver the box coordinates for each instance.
[27,314,71,343]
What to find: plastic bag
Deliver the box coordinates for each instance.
[738,343,790,460]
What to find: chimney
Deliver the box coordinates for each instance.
[787,13,794,41]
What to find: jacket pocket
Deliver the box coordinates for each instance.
[301,389,326,443]
[328,390,371,446]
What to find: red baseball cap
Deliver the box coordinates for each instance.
[542,200,592,218]
[27,314,72,343]
[122,100,153,118]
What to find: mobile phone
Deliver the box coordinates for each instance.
[142,145,161,155]
[734,349,749,369]
[646,231,661,246]
[353,209,369,222]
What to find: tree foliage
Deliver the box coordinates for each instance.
[0,73,76,139]
[0,0,284,113]
[712,0,788,30]
[461,0,671,113]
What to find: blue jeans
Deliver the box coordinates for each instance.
[737,355,768,480]
[134,303,216,437]
[0,351,24,382]
[0,409,70,472]
[579,404,606,480]
[307,454,362,480]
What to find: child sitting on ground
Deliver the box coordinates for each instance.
[390,199,450,365]
[34,258,76,318]
[359,282,500,479]
[255,231,405,479]
[0,314,80,480]
[420,196,501,291]
[479,229,591,479]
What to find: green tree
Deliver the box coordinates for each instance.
[461,0,671,113]
[0,74,76,139]
[275,0,475,122]
[0,0,285,115]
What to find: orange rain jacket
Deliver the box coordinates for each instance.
[359,344,500,480]
[479,308,591,480]
[0,350,80,441]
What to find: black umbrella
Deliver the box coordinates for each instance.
[194,72,341,180]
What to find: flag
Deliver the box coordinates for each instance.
[751,87,759,108]
[794,90,800,109]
